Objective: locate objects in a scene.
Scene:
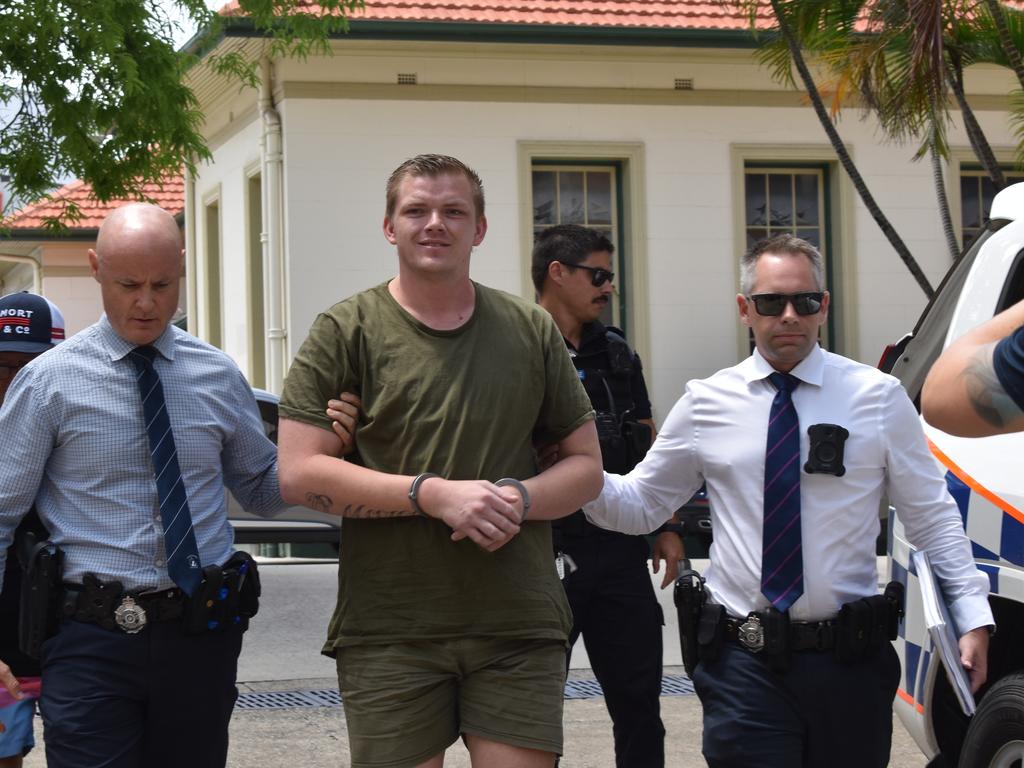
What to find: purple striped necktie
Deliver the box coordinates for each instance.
[761,371,804,613]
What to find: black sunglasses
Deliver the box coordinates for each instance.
[747,292,824,316]
[568,263,615,287]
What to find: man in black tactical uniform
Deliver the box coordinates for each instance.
[533,224,683,768]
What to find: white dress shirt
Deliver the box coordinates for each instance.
[585,345,993,634]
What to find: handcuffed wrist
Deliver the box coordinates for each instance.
[495,477,530,522]
[408,472,439,517]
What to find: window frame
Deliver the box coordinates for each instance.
[201,186,223,350]
[731,144,857,361]
[530,161,625,331]
[743,162,835,349]
[518,141,649,364]
[957,165,1024,250]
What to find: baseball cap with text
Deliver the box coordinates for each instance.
[0,291,66,353]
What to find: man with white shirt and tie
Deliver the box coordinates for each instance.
[584,234,993,767]
[0,203,285,768]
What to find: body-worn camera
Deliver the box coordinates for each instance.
[804,423,849,476]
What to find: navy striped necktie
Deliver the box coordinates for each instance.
[129,346,202,596]
[761,371,804,613]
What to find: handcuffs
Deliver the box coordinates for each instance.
[408,473,531,522]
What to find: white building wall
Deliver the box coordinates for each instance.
[190,39,1018,418]
[41,275,101,336]
[272,95,1009,420]
[193,119,264,376]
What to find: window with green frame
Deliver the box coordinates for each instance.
[531,163,625,331]
[960,168,1024,248]
[743,164,835,349]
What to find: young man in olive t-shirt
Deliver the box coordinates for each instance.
[278,154,602,768]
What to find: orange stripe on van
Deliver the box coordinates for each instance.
[927,438,1024,525]
[896,687,924,713]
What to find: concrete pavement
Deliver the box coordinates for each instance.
[23,559,929,766]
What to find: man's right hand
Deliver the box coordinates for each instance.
[0,658,23,700]
[326,392,362,455]
[418,477,523,552]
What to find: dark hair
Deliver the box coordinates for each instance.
[385,154,485,219]
[531,224,615,293]
[740,233,825,295]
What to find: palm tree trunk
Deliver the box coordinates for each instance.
[930,135,960,261]
[769,0,934,297]
[983,0,1024,90]
[948,67,1006,188]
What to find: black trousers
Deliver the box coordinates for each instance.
[39,617,244,768]
[691,640,900,768]
[562,531,665,768]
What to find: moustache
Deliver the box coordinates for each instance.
[593,296,609,305]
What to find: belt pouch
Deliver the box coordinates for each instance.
[759,607,790,671]
[760,606,790,655]
[227,551,261,619]
[883,581,905,640]
[71,573,123,632]
[866,594,890,648]
[16,531,64,658]
[834,598,871,664]
[183,565,223,635]
[697,603,725,662]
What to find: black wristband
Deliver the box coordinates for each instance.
[408,472,439,517]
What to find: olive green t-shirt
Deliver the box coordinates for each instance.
[280,281,594,652]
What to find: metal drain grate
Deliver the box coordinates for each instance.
[235,688,342,710]
[236,676,694,711]
[564,678,606,700]
[661,675,696,696]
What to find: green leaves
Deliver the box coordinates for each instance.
[0,0,363,225]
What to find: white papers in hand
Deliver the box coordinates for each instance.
[912,549,976,716]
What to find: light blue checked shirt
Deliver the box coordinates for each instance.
[0,316,285,592]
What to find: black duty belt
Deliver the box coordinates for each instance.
[62,579,186,634]
[724,615,836,653]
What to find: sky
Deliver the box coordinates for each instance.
[168,0,227,49]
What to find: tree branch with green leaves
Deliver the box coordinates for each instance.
[0,0,363,225]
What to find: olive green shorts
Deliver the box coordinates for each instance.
[336,637,566,768]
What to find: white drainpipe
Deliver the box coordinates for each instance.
[184,167,197,331]
[260,56,287,394]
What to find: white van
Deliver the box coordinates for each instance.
[885,182,1024,767]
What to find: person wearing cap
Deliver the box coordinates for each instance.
[0,291,64,768]
[0,203,286,768]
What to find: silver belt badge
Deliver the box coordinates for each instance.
[737,614,765,653]
[113,596,148,634]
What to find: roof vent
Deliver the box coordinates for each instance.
[397,73,418,85]
[674,78,694,90]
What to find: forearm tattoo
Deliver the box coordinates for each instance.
[962,342,1024,427]
[305,492,333,513]
[304,492,407,518]
[341,504,409,518]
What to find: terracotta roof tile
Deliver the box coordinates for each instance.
[4,175,184,231]
[219,0,773,31]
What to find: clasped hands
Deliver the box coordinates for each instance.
[327,394,526,552]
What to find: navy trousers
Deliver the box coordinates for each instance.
[562,532,666,768]
[692,641,900,768]
[39,618,244,768]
